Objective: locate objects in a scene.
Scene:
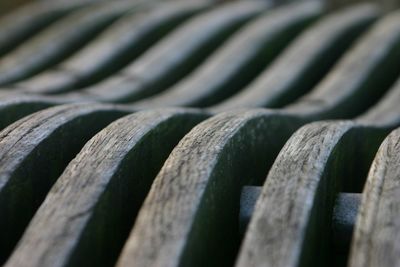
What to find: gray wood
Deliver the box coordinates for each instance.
[5,109,208,267]
[116,109,305,267]
[235,78,400,267]
[10,0,210,94]
[0,93,80,131]
[285,10,400,120]
[57,0,270,103]
[132,1,321,108]
[0,103,129,264]
[239,187,362,252]
[0,1,143,85]
[212,3,379,111]
[349,127,400,267]
[235,120,391,267]
[0,95,56,130]
[356,76,400,129]
[0,0,99,56]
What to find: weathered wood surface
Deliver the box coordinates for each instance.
[0,1,399,266]
[214,7,400,115]
[0,6,393,128]
[356,77,400,129]
[285,9,400,120]
[0,94,70,131]
[116,110,305,267]
[235,75,400,267]
[348,127,400,267]
[0,0,98,57]
[5,109,208,267]
[132,1,322,107]
[10,1,210,94]
[58,0,270,103]
[0,1,142,85]
[212,3,379,111]
[0,104,129,264]
[235,121,386,267]
[239,188,362,252]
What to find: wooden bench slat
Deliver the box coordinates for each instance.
[0,0,97,57]
[349,127,400,267]
[0,104,129,263]
[236,120,391,267]
[286,10,400,120]
[62,1,270,103]
[116,110,305,267]
[11,1,210,95]
[4,109,207,267]
[132,1,321,108]
[357,76,400,128]
[212,3,379,111]
[0,1,142,85]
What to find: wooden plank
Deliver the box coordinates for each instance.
[348,127,400,267]
[235,121,380,267]
[116,110,305,267]
[11,0,211,94]
[212,3,379,111]
[356,76,400,129]
[0,95,57,130]
[0,5,396,131]
[132,1,322,108]
[1,24,397,134]
[235,79,400,267]
[0,104,130,264]
[0,0,98,57]
[285,10,400,120]
[60,0,270,103]
[0,1,143,85]
[4,109,208,267]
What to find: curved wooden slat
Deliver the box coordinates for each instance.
[212,3,379,111]
[4,109,208,267]
[0,104,129,263]
[59,0,270,103]
[0,0,98,57]
[285,10,400,120]
[132,1,322,108]
[348,127,400,267]
[1,9,398,131]
[0,94,57,130]
[11,0,210,94]
[235,121,382,267]
[116,110,305,267]
[356,76,400,129]
[0,1,142,85]
[235,79,400,267]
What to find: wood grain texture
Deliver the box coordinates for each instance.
[0,0,142,85]
[0,103,129,264]
[58,0,270,103]
[235,73,400,267]
[116,109,305,267]
[132,1,321,108]
[236,120,389,267]
[348,127,400,267]
[0,94,78,131]
[212,3,379,111]
[10,0,210,95]
[5,109,208,267]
